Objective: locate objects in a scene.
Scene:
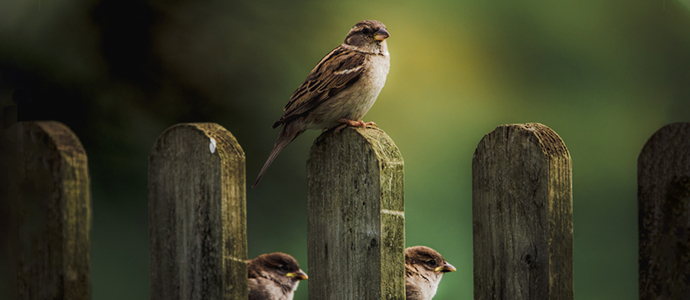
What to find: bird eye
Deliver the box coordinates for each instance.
[428,260,436,266]
[362,27,371,35]
[280,264,289,271]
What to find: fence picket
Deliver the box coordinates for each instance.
[148,123,247,300]
[3,121,91,300]
[638,122,690,299]
[306,127,405,300]
[472,123,573,300]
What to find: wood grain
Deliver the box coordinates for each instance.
[307,127,405,300]
[149,123,247,300]
[638,122,690,300]
[472,123,573,300]
[5,121,92,300]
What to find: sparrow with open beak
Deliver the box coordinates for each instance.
[248,252,308,300]
[253,20,390,187]
[405,246,456,300]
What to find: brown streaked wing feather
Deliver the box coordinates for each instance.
[248,278,271,300]
[405,264,423,300]
[273,46,366,127]
[247,259,262,279]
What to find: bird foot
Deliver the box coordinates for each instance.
[338,118,366,127]
[337,118,377,127]
[333,119,377,133]
[364,121,377,128]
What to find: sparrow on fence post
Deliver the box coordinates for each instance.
[405,246,456,300]
[248,252,308,300]
[253,20,390,187]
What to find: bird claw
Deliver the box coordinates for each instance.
[332,118,377,134]
[337,118,376,127]
[338,118,364,127]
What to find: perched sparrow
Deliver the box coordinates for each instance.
[248,252,308,300]
[405,246,456,300]
[253,20,391,187]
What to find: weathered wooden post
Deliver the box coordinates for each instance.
[149,123,247,300]
[307,127,405,300]
[2,121,92,300]
[638,122,690,299]
[473,123,573,300]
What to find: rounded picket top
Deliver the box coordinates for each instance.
[6,121,91,300]
[307,126,405,300]
[473,123,573,300]
[148,123,247,300]
[638,122,690,299]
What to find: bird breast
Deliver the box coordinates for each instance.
[357,52,390,115]
[351,55,388,115]
[306,52,390,129]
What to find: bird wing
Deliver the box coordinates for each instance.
[247,260,262,279]
[405,263,425,300]
[247,263,272,300]
[405,282,422,300]
[272,46,367,128]
[248,278,272,300]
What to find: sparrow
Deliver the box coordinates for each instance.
[253,20,391,187]
[248,252,308,300]
[405,246,457,300]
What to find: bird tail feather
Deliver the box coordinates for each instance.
[252,126,303,187]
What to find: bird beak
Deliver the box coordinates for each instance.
[286,269,309,280]
[374,28,390,41]
[435,262,456,273]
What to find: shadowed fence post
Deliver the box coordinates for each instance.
[638,122,690,299]
[307,127,405,300]
[149,123,247,300]
[3,121,91,300]
[473,123,573,300]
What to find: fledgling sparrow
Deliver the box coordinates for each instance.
[247,252,308,300]
[405,246,456,300]
[253,20,390,187]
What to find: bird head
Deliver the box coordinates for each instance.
[405,246,456,274]
[253,252,309,281]
[344,20,390,48]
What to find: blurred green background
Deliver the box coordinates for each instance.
[2,0,689,299]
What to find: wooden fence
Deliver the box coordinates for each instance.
[2,104,689,299]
